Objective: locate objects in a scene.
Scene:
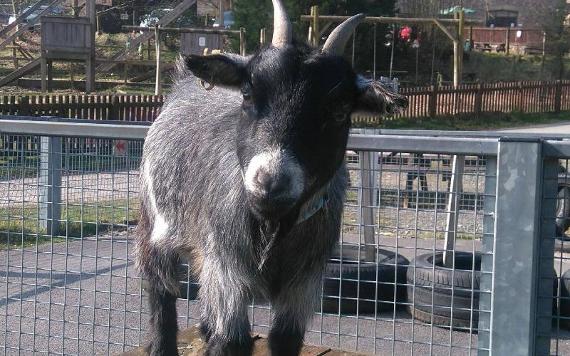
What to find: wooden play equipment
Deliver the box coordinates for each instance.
[40,13,95,92]
[124,25,246,95]
[0,0,97,92]
[302,6,481,87]
[97,0,198,73]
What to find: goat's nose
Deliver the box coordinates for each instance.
[255,170,289,197]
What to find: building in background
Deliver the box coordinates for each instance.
[396,0,558,28]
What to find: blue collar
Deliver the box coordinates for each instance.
[296,185,329,224]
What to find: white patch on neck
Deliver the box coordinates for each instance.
[143,160,170,243]
[243,148,304,200]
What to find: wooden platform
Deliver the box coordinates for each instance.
[121,326,365,356]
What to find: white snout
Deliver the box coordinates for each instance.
[244,148,304,201]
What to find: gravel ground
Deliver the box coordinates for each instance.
[0,171,140,209]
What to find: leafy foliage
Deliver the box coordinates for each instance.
[233,0,396,70]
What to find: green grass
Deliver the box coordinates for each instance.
[0,199,140,250]
[372,111,570,130]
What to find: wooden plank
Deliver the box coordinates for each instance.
[0,57,42,87]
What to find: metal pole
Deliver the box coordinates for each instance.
[478,155,497,353]
[39,136,62,237]
[154,25,162,96]
[443,155,465,267]
[491,138,547,355]
[359,149,377,262]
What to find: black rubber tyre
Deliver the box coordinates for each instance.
[555,236,570,253]
[559,269,570,330]
[321,245,409,315]
[406,252,481,329]
[556,187,570,236]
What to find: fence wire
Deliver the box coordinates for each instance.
[2,127,565,355]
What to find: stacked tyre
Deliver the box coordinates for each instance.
[406,252,481,329]
[321,245,409,314]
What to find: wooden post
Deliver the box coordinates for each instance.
[239,27,246,56]
[154,25,162,95]
[110,95,120,120]
[429,84,438,118]
[12,43,18,69]
[555,80,562,113]
[41,58,47,92]
[506,27,511,55]
[311,5,320,47]
[86,0,96,93]
[453,9,465,87]
[260,28,266,46]
[72,0,79,17]
[218,0,225,28]
[47,60,53,92]
[475,82,484,115]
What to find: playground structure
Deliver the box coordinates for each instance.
[302,6,483,87]
[40,14,96,92]
[0,0,247,94]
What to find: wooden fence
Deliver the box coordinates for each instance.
[1,80,569,124]
[0,94,163,121]
[394,80,570,120]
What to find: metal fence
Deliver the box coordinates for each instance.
[0,117,569,355]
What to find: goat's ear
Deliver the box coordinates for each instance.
[184,54,248,88]
[353,76,408,116]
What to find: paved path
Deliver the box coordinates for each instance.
[1,231,569,355]
[499,121,570,134]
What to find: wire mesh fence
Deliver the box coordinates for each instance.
[0,118,569,355]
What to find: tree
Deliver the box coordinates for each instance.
[233,0,396,73]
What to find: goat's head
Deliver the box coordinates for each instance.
[185,0,407,223]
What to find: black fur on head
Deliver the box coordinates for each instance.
[184,35,407,223]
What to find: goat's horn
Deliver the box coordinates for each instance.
[271,0,292,48]
[322,14,365,55]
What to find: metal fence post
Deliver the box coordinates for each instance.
[535,157,558,353]
[443,154,465,267]
[359,149,377,262]
[478,156,497,355]
[491,138,547,355]
[39,136,62,237]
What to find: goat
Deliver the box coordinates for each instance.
[136,1,408,355]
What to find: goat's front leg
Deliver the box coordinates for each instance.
[268,273,321,356]
[200,258,253,356]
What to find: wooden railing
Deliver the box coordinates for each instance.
[394,80,570,121]
[1,80,569,124]
[0,94,163,121]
